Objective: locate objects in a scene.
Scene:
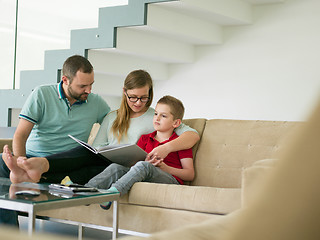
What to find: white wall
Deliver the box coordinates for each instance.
[154,0,320,121]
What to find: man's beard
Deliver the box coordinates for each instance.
[67,85,89,101]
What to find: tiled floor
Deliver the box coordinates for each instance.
[19,216,126,239]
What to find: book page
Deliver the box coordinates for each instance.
[96,144,131,152]
[68,135,98,154]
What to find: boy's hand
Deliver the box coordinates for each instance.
[147,144,171,161]
[145,155,163,166]
[147,157,167,169]
[152,159,169,172]
[153,159,164,167]
[155,161,168,171]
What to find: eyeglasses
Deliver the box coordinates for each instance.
[125,92,150,103]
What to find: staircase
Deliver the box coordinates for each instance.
[0,0,285,127]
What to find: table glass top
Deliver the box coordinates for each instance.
[0,177,117,204]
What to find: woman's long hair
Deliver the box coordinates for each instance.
[112,70,153,143]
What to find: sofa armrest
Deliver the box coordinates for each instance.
[0,139,13,152]
[241,159,278,208]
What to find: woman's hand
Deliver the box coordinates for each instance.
[147,144,171,161]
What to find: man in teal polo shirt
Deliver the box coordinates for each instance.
[0,55,111,226]
[20,72,109,157]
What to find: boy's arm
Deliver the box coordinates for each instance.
[156,158,195,182]
[147,131,199,160]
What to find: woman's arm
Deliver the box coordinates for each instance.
[148,131,199,160]
[92,112,114,148]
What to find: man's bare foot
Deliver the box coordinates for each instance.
[2,145,35,183]
[17,157,49,182]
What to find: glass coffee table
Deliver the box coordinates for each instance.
[0,177,120,239]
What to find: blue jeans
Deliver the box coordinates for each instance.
[0,153,19,227]
[85,161,179,195]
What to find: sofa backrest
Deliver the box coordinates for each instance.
[190,119,301,188]
[0,139,13,152]
[182,118,207,159]
[88,118,301,190]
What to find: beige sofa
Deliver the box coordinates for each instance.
[0,119,300,235]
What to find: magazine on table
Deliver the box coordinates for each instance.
[68,135,147,167]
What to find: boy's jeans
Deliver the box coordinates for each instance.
[86,161,179,195]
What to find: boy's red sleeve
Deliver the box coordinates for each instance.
[137,134,148,151]
[178,148,193,160]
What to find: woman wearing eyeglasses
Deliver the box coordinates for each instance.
[93,69,198,160]
[3,70,199,184]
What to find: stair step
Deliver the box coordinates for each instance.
[158,0,252,25]
[147,4,222,45]
[70,28,113,50]
[88,49,169,81]
[116,26,194,63]
[44,49,87,74]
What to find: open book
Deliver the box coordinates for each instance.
[68,135,147,167]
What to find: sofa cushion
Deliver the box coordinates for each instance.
[127,182,241,214]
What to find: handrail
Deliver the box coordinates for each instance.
[13,0,19,89]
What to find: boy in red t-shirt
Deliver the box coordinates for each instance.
[85,95,194,209]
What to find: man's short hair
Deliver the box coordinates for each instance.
[157,95,185,120]
[62,55,93,82]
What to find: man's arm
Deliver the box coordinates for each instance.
[147,131,199,160]
[12,119,34,157]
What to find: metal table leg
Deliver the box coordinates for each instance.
[112,201,119,240]
[28,207,35,236]
[78,223,84,240]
